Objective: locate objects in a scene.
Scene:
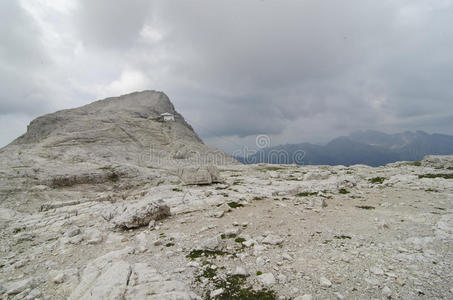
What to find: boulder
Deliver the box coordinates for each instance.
[112,200,171,229]
[178,166,221,185]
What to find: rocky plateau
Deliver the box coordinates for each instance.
[0,91,452,299]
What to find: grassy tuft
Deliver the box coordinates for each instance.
[369,177,385,184]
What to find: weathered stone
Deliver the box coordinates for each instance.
[257,273,276,287]
[112,200,171,229]
[262,234,283,245]
[178,166,221,185]
[319,276,332,287]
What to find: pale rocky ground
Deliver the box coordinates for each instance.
[1,92,453,299]
[1,156,453,299]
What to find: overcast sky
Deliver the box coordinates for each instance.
[1,0,453,152]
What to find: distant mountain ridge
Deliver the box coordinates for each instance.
[235,130,453,166]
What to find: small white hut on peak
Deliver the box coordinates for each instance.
[160,112,175,122]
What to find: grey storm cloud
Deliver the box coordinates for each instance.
[0,0,453,151]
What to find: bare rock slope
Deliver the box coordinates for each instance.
[0,90,235,212]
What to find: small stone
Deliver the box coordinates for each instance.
[382,286,392,298]
[210,288,224,298]
[69,235,83,244]
[334,292,345,299]
[262,234,283,245]
[233,266,248,276]
[294,295,313,300]
[201,236,221,251]
[282,253,292,261]
[243,239,255,247]
[14,260,25,269]
[66,227,81,237]
[224,228,241,237]
[396,277,405,286]
[25,288,42,300]
[187,262,199,268]
[319,276,332,287]
[6,278,36,295]
[257,273,276,287]
[148,220,156,230]
[277,274,287,283]
[53,273,65,284]
[253,245,266,256]
[268,171,280,179]
[370,266,384,276]
[214,211,224,218]
[365,277,379,286]
[256,257,265,266]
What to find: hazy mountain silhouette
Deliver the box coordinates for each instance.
[235,130,453,166]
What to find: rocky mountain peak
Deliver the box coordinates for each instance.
[11,90,193,145]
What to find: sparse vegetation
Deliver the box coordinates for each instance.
[187,249,228,260]
[339,188,350,194]
[264,166,284,171]
[206,274,277,300]
[418,173,453,179]
[405,161,422,166]
[295,192,317,197]
[172,187,183,192]
[227,202,244,208]
[221,233,237,239]
[335,235,352,239]
[235,237,246,243]
[356,205,375,210]
[253,196,264,201]
[369,177,385,184]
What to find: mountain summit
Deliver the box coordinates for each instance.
[0,90,235,210]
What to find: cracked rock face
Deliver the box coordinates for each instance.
[1,91,453,300]
[112,200,171,229]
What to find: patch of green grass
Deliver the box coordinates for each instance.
[253,196,264,201]
[165,243,175,247]
[295,192,318,197]
[227,202,244,208]
[369,177,385,184]
[200,266,217,279]
[419,173,453,179]
[425,188,439,193]
[339,188,350,194]
[207,274,277,300]
[355,205,375,210]
[235,237,246,243]
[172,188,183,192]
[232,180,243,185]
[221,233,237,239]
[256,271,263,276]
[187,249,228,260]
